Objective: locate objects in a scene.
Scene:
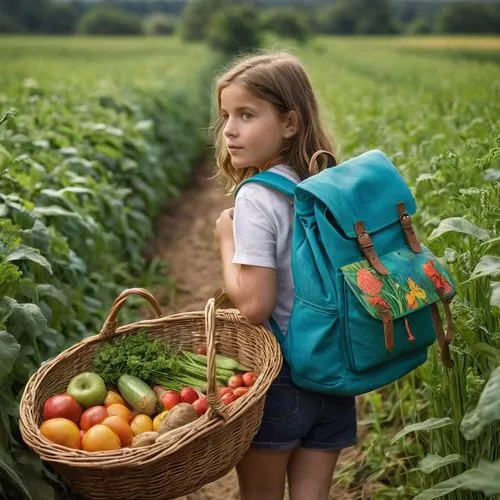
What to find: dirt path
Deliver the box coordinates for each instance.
[148,161,365,500]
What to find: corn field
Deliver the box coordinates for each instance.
[0,35,499,499]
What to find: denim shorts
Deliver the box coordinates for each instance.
[251,361,357,451]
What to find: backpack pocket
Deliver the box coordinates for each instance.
[340,246,455,373]
[286,295,344,391]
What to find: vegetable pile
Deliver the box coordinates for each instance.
[37,333,258,452]
[93,331,251,391]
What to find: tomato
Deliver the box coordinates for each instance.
[242,372,258,387]
[130,414,153,436]
[221,393,236,405]
[43,394,82,423]
[106,403,132,423]
[39,418,81,449]
[103,390,126,407]
[196,344,207,355]
[233,387,249,398]
[227,375,243,389]
[218,387,233,397]
[161,390,181,410]
[82,424,121,451]
[180,387,198,404]
[102,415,133,447]
[192,397,208,416]
[79,405,108,431]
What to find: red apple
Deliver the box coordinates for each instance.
[43,394,82,423]
[161,390,181,410]
[180,387,199,404]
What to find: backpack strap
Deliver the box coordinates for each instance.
[234,171,297,345]
[235,171,297,198]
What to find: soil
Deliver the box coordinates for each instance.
[146,161,368,500]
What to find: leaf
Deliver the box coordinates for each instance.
[471,342,500,361]
[33,206,78,218]
[429,217,490,242]
[469,255,500,280]
[460,365,500,440]
[57,186,94,196]
[414,460,500,499]
[0,330,21,382]
[491,282,500,308]
[36,284,67,305]
[418,454,464,474]
[0,449,32,500]
[5,245,52,274]
[391,418,455,444]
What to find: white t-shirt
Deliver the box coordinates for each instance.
[232,164,300,335]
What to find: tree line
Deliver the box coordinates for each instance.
[0,0,499,41]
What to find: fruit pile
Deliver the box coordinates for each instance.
[39,365,257,451]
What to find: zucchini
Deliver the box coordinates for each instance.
[117,374,158,416]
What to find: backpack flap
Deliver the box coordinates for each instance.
[341,246,455,320]
[295,149,417,238]
[341,246,456,370]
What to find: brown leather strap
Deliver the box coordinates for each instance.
[397,202,422,253]
[354,221,389,275]
[442,297,456,345]
[378,306,394,351]
[431,303,454,368]
[308,150,337,175]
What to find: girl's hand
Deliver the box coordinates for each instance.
[215,207,234,243]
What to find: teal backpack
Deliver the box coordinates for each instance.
[236,149,456,396]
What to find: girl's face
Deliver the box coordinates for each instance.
[220,83,294,171]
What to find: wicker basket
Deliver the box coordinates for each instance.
[19,288,282,500]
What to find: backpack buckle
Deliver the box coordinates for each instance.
[397,202,422,253]
[354,221,389,275]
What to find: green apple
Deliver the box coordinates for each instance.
[67,372,107,409]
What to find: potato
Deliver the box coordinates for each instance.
[155,419,199,445]
[157,403,199,435]
[131,431,159,448]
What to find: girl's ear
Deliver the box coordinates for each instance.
[282,111,298,139]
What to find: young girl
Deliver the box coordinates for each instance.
[213,51,357,500]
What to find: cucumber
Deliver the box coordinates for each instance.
[117,374,158,416]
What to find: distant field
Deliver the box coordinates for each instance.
[393,35,500,50]
[0,36,211,88]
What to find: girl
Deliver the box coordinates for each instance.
[213,51,357,500]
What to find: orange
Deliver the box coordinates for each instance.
[82,424,121,451]
[102,415,133,447]
[40,418,81,450]
[130,414,153,436]
[103,390,126,407]
[106,403,132,423]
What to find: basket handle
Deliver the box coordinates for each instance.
[205,298,229,421]
[99,288,162,341]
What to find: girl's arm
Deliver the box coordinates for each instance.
[216,208,277,324]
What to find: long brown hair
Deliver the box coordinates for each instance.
[212,51,338,193]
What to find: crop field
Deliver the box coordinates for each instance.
[1,35,499,499]
[297,36,500,498]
